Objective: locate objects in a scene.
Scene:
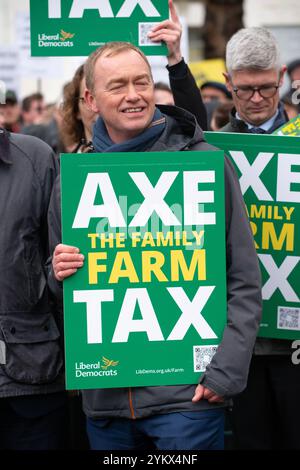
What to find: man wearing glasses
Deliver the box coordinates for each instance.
[221,28,299,450]
[222,27,288,134]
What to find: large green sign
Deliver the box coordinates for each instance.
[30,0,168,56]
[205,132,300,340]
[60,151,227,390]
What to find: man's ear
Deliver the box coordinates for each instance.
[85,88,99,113]
[223,72,232,92]
[279,65,287,86]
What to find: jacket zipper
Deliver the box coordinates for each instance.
[128,388,136,419]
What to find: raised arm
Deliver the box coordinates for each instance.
[148,0,207,130]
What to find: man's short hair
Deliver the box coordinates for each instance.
[226,27,281,73]
[22,93,44,112]
[85,41,153,93]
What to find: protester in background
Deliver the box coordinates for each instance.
[200,81,232,104]
[222,27,288,134]
[42,103,59,125]
[1,90,21,133]
[21,92,46,129]
[0,127,67,450]
[221,27,300,450]
[60,64,97,153]
[148,0,207,130]
[48,40,261,451]
[210,101,233,131]
[21,100,65,157]
[154,82,175,106]
[281,90,299,120]
[198,82,232,130]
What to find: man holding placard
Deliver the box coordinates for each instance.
[219,27,300,450]
[48,41,261,450]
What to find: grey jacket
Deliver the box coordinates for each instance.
[0,129,64,398]
[48,105,262,418]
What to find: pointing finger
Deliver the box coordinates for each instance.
[169,0,180,24]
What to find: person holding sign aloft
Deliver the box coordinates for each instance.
[149,0,208,130]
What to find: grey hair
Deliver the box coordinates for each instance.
[226,27,281,73]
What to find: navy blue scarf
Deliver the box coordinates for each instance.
[92,108,166,153]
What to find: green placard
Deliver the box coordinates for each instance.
[30,0,168,56]
[272,114,300,136]
[204,132,300,340]
[60,151,227,390]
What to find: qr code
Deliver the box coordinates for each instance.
[277,307,300,330]
[193,346,218,372]
[139,22,161,46]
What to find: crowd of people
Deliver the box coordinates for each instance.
[0,0,299,451]
[0,54,298,149]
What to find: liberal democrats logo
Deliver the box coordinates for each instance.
[38,30,75,48]
[75,357,119,378]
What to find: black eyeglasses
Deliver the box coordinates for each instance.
[232,84,280,100]
[78,97,85,103]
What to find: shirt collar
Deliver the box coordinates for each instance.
[235,109,279,131]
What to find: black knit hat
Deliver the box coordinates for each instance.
[5,90,18,105]
[200,81,232,100]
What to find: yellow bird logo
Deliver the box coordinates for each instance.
[60,29,75,41]
[101,356,119,370]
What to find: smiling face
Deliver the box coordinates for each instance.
[225,67,286,126]
[85,49,155,143]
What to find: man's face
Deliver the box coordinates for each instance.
[224,67,286,126]
[3,103,21,126]
[23,99,45,125]
[154,88,174,106]
[86,49,155,143]
[33,99,45,119]
[201,86,229,103]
